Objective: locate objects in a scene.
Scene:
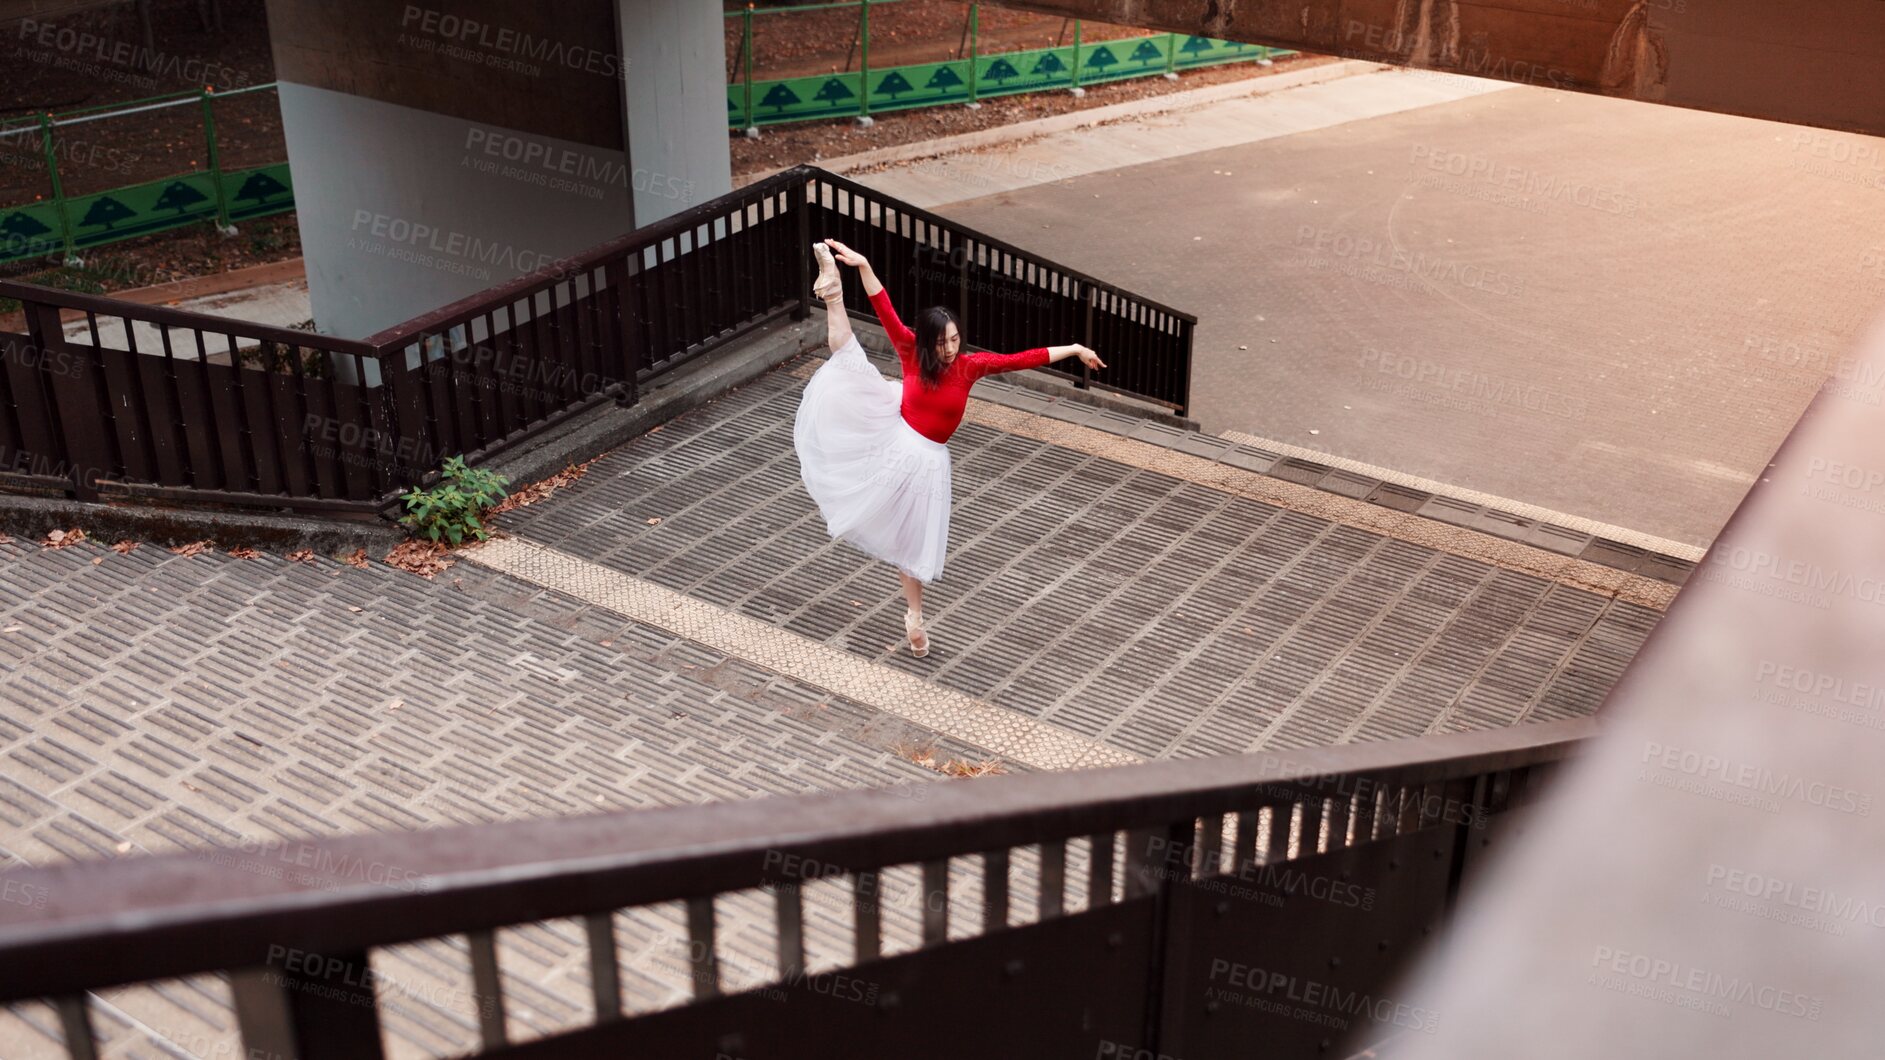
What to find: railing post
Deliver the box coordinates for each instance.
[793,176,812,321]
[38,113,77,265]
[957,239,969,327]
[1079,284,1094,390]
[858,0,871,121]
[1071,19,1082,92]
[229,949,386,1059]
[968,5,980,104]
[1177,317,1192,416]
[201,88,234,234]
[742,5,755,134]
[605,257,639,407]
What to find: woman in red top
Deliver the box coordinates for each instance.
[795,237,1106,657]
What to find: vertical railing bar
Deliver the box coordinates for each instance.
[1087,831,1115,908]
[686,894,719,999]
[224,328,258,491]
[853,870,882,964]
[282,341,318,498]
[584,912,622,1024]
[54,994,97,1060]
[466,928,507,1048]
[773,881,805,980]
[982,847,1010,934]
[1038,838,1066,920]
[921,858,949,947]
[190,328,224,489]
[117,315,156,487]
[155,323,194,487]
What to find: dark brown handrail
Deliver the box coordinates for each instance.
[363,165,818,349]
[0,281,379,356]
[0,717,1589,1002]
[808,165,1200,327]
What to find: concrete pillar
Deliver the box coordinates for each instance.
[616,0,732,230]
[264,0,735,349]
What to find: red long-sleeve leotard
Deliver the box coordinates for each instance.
[867,287,1050,444]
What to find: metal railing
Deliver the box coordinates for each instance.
[0,164,1194,517]
[0,717,1590,1058]
[0,83,291,267]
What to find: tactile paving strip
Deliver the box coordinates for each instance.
[465,535,1139,772]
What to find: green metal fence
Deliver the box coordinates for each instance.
[0,83,294,267]
[0,5,1298,267]
[727,0,1294,129]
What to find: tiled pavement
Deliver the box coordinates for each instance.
[496,346,1667,760]
[0,341,1672,1057]
[0,538,990,1058]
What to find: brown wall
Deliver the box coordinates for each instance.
[263,0,623,148]
[991,0,1885,137]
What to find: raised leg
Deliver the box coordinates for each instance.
[813,240,853,353]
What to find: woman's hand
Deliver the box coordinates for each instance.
[824,238,868,269]
[1075,344,1106,370]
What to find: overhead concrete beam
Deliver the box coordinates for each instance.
[986,0,1885,136]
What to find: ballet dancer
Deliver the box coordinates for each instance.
[793,237,1106,657]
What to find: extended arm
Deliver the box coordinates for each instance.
[824,240,916,358]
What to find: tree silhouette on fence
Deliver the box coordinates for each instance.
[877,71,914,98]
[79,196,134,230]
[925,67,963,94]
[153,181,209,215]
[236,171,288,207]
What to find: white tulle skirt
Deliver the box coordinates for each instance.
[794,334,952,584]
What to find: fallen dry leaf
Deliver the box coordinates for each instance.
[940,758,1008,778]
[286,548,317,564]
[110,540,138,554]
[343,548,368,568]
[2,625,21,634]
[645,517,662,525]
[168,539,213,556]
[43,528,86,549]
[227,546,261,559]
[347,606,363,613]
[114,841,132,853]
[90,557,103,565]
[488,456,598,515]
[384,539,454,579]
[386,698,404,712]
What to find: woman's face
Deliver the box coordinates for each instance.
[937,321,960,364]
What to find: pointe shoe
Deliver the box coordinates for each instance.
[812,241,842,301]
[903,608,931,658]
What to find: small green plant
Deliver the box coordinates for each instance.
[397,455,510,545]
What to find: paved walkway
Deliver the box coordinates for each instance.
[492,342,1665,762]
[852,68,1885,548]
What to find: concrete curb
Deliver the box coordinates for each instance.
[733,58,1387,188]
[0,492,403,557]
